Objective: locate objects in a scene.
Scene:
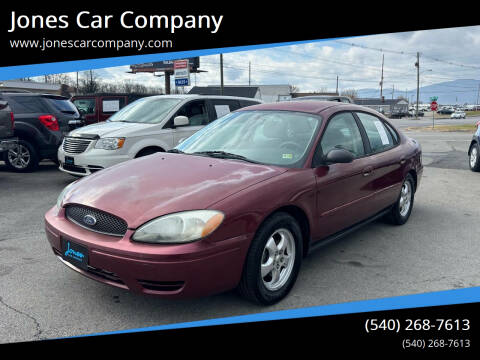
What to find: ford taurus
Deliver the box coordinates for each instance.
[44,101,423,304]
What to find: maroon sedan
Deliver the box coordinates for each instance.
[45,101,422,304]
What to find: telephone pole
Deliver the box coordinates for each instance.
[415,52,420,119]
[220,54,224,95]
[380,54,384,99]
[249,61,251,86]
[336,75,339,95]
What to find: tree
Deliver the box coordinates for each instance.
[289,85,299,94]
[79,70,100,94]
[341,88,358,100]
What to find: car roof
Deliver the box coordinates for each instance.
[237,100,364,115]
[143,94,263,102]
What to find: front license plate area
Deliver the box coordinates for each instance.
[65,156,75,165]
[61,238,89,270]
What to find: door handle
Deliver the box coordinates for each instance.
[399,157,406,165]
[362,166,373,177]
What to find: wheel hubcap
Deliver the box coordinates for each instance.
[399,181,412,217]
[8,144,30,169]
[261,228,296,291]
[470,148,477,168]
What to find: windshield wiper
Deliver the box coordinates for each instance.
[192,151,258,163]
[167,149,185,154]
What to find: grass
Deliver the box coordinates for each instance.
[405,123,477,132]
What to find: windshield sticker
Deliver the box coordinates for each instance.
[282,154,293,159]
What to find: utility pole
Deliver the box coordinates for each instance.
[336,75,339,95]
[380,54,384,99]
[415,52,420,119]
[476,83,480,106]
[392,84,394,100]
[220,53,224,95]
[248,62,251,86]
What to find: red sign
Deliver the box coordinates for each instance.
[430,101,438,111]
[174,60,188,70]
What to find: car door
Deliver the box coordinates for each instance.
[354,111,404,211]
[172,99,211,146]
[313,111,376,239]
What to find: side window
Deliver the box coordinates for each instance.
[319,112,365,158]
[73,98,96,115]
[210,99,241,119]
[7,96,49,113]
[355,112,395,153]
[383,121,399,144]
[176,100,209,126]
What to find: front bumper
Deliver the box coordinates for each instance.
[58,147,131,176]
[0,138,17,152]
[44,206,249,298]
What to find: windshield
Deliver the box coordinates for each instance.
[108,97,182,124]
[176,110,321,167]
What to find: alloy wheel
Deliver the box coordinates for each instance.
[261,228,296,291]
[8,144,31,169]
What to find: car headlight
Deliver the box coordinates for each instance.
[95,137,125,150]
[56,182,76,209]
[132,210,225,244]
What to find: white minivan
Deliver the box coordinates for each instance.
[58,94,262,176]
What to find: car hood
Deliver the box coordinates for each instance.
[63,153,287,228]
[68,121,156,138]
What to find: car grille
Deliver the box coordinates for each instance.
[63,137,92,154]
[65,205,128,237]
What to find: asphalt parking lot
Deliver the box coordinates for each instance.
[1,126,480,343]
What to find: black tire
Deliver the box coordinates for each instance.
[387,173,415,225]
[3,139,39,172]
[469,143,480,172]
[238,212,303,305]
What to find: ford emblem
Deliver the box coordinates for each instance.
[83,214,97,226]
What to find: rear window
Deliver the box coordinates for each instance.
[44,97,79,116]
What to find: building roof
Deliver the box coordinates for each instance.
[189,86,259,98]
[355,98,407,105]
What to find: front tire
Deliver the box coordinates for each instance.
[4,139,39,172]
[238,212,303,305]
[387,174,415,225]
[469,143,480,172]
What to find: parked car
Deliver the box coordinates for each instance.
[45,101,423,304]
[0,99,17,154]
[294,95,353,103]
[451,111,466,119]
[468,121,480,172]
[58,95,262,176]
[71,93,157,126]
[437,107,454,115]
[1,92,81,172]
[407,109,424,117]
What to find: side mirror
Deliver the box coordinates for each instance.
[174,116,189,127]
[324,148,354,164]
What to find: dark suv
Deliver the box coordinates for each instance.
[0,99,16,154]
[1,92,80,172]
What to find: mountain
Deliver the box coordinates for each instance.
[354,79,480,105]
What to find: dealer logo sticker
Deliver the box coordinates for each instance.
[83,214,97,226]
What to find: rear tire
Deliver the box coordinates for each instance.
[387,174,415,225]
[469,143,480,172]
[3,139,39,172]
[238,212,303,305]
